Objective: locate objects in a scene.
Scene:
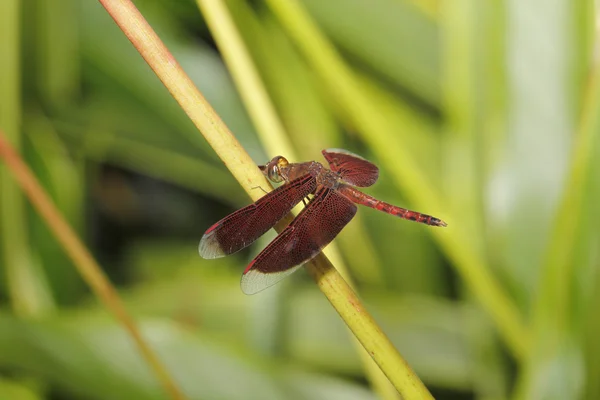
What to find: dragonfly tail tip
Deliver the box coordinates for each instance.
[430,217,447,227]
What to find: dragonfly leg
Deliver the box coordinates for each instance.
[250,185,268,194]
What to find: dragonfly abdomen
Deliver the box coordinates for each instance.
[338,184,447,227]
[380,203,446,227]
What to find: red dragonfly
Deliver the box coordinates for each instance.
[199,149,446,294]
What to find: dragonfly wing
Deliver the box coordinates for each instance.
[322,148,379,187]
[199,174,316,259]
[241,187,357,294]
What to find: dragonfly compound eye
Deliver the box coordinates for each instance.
[268,165,282,182]
[276,156,289,168]
[267,156,288,183]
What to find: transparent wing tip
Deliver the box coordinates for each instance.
[198,230,226,259]
[240,265,303,295]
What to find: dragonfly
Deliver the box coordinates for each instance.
[199,149,447,295]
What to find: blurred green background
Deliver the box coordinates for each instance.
[0,0,599,399]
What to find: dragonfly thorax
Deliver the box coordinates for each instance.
[313,163,341,189]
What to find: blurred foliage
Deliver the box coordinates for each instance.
[0,0,599,399]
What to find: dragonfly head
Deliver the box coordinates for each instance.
[260,156,289,183]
